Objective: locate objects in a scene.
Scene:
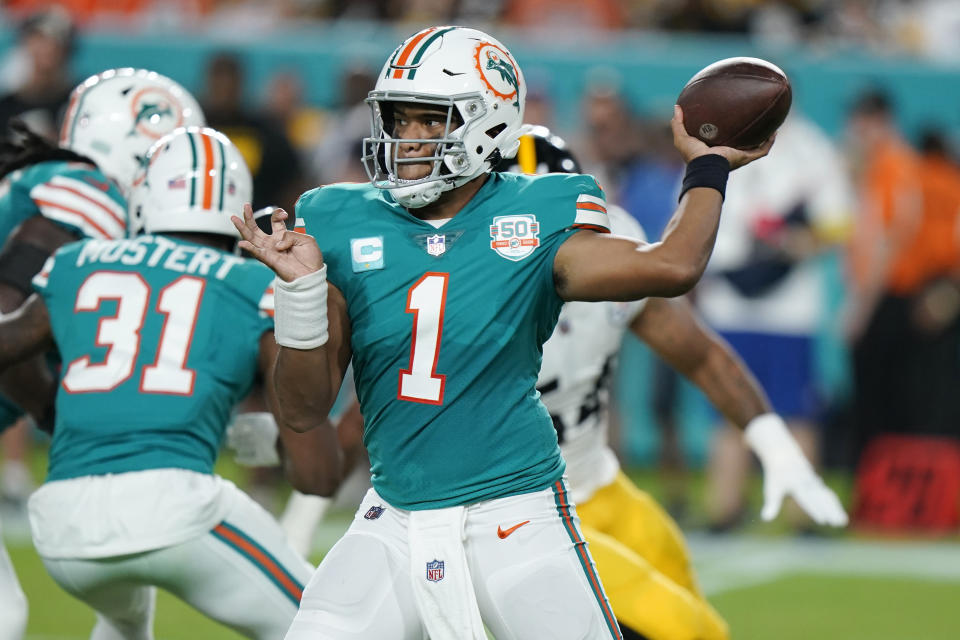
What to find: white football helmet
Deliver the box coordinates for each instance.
[129,126,251,238]
[59,68,205,194]
[362,26,528,208]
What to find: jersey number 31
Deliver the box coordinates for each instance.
[62,271,204,395]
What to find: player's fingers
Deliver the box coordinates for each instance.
[242,203,266,238]
[793,480,847,527]
[271,207,290,236]
[744,132,777,161]
[761,483,785,521]
[792,485,829,525]
[231,215,252,240]
[670,105,687,142]
[238,239,261,257]
[274,230,299,252]
[760,131,777,153]
[813,485,849,527]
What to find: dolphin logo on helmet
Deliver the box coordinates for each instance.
[60,68,205,196]
[480,47,521,109]
[128,99,176,138]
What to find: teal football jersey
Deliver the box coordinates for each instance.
[0,159,127,242]
[0,160,128,431]
[298,171,610,510]
[32,235,275,481]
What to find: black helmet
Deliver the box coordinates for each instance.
[495,125,581,175]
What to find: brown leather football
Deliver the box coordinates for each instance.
[677,57,791,150]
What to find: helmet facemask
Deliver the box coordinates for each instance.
[364,26,529,208]
[362,91,501,208]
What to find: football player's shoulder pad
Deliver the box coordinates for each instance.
[497,172,608,235]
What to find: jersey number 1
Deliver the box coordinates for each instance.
[399,272,448,404]
[62,272,204,395]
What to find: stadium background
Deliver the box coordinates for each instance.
[1,1,959,638]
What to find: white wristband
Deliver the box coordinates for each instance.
[743,413,809,466]
[274,266,329,350]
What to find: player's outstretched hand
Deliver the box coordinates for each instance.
[232,204,324,282]
[671,105,775,170]
[759,459,849,527]
[746,415,849,527]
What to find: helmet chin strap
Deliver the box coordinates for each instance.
[391,163,487,209]
[392,181,446,208]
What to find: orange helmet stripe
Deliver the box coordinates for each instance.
[392,27,436,79]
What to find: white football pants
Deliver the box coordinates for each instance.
[285,480,623,640]
[0,515,27,640]
[40,485,313,640]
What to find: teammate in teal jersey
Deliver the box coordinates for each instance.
[0,69,204,640]
[0,127,340,639]
[236,26,774,640]
[0,69,205,417]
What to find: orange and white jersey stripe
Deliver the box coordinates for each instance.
[259,283,275,319]
[574,193,610,233]
[30,175,127,240]
[31,255,57,290]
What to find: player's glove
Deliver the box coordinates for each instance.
[744,413,849,527]
[225,412,281,467]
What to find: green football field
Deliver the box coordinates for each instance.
[7,522,960,639]
[5,462,960,639]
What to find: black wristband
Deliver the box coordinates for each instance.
[679,154,731,201]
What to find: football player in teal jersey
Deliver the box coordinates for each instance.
[0,127,339,639]
[0,69,205,416]
[0,68,204,639]
[236,26,774,640]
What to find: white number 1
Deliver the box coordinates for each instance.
[398,272,449,404]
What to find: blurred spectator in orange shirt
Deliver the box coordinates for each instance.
[913,131,960,290]
[4,0,198,23]
[845,89,960,454]
[503,0,626,30]
[846,90,923,337]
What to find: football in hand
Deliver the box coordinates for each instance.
[677,57,791,150]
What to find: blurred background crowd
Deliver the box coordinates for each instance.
[1,0,959,537]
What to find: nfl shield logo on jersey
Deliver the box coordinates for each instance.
[364,505,385,520]
[426,559,444,582]
[490,214,540,262]
[426,234,446,257]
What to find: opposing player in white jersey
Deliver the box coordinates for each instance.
[0,68,204,640]
[501,128,847,639]
[0,127,340,639]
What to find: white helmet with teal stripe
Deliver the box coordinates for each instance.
[362,26,528,208]
[60,68,205,195]
[129,127,251,238]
